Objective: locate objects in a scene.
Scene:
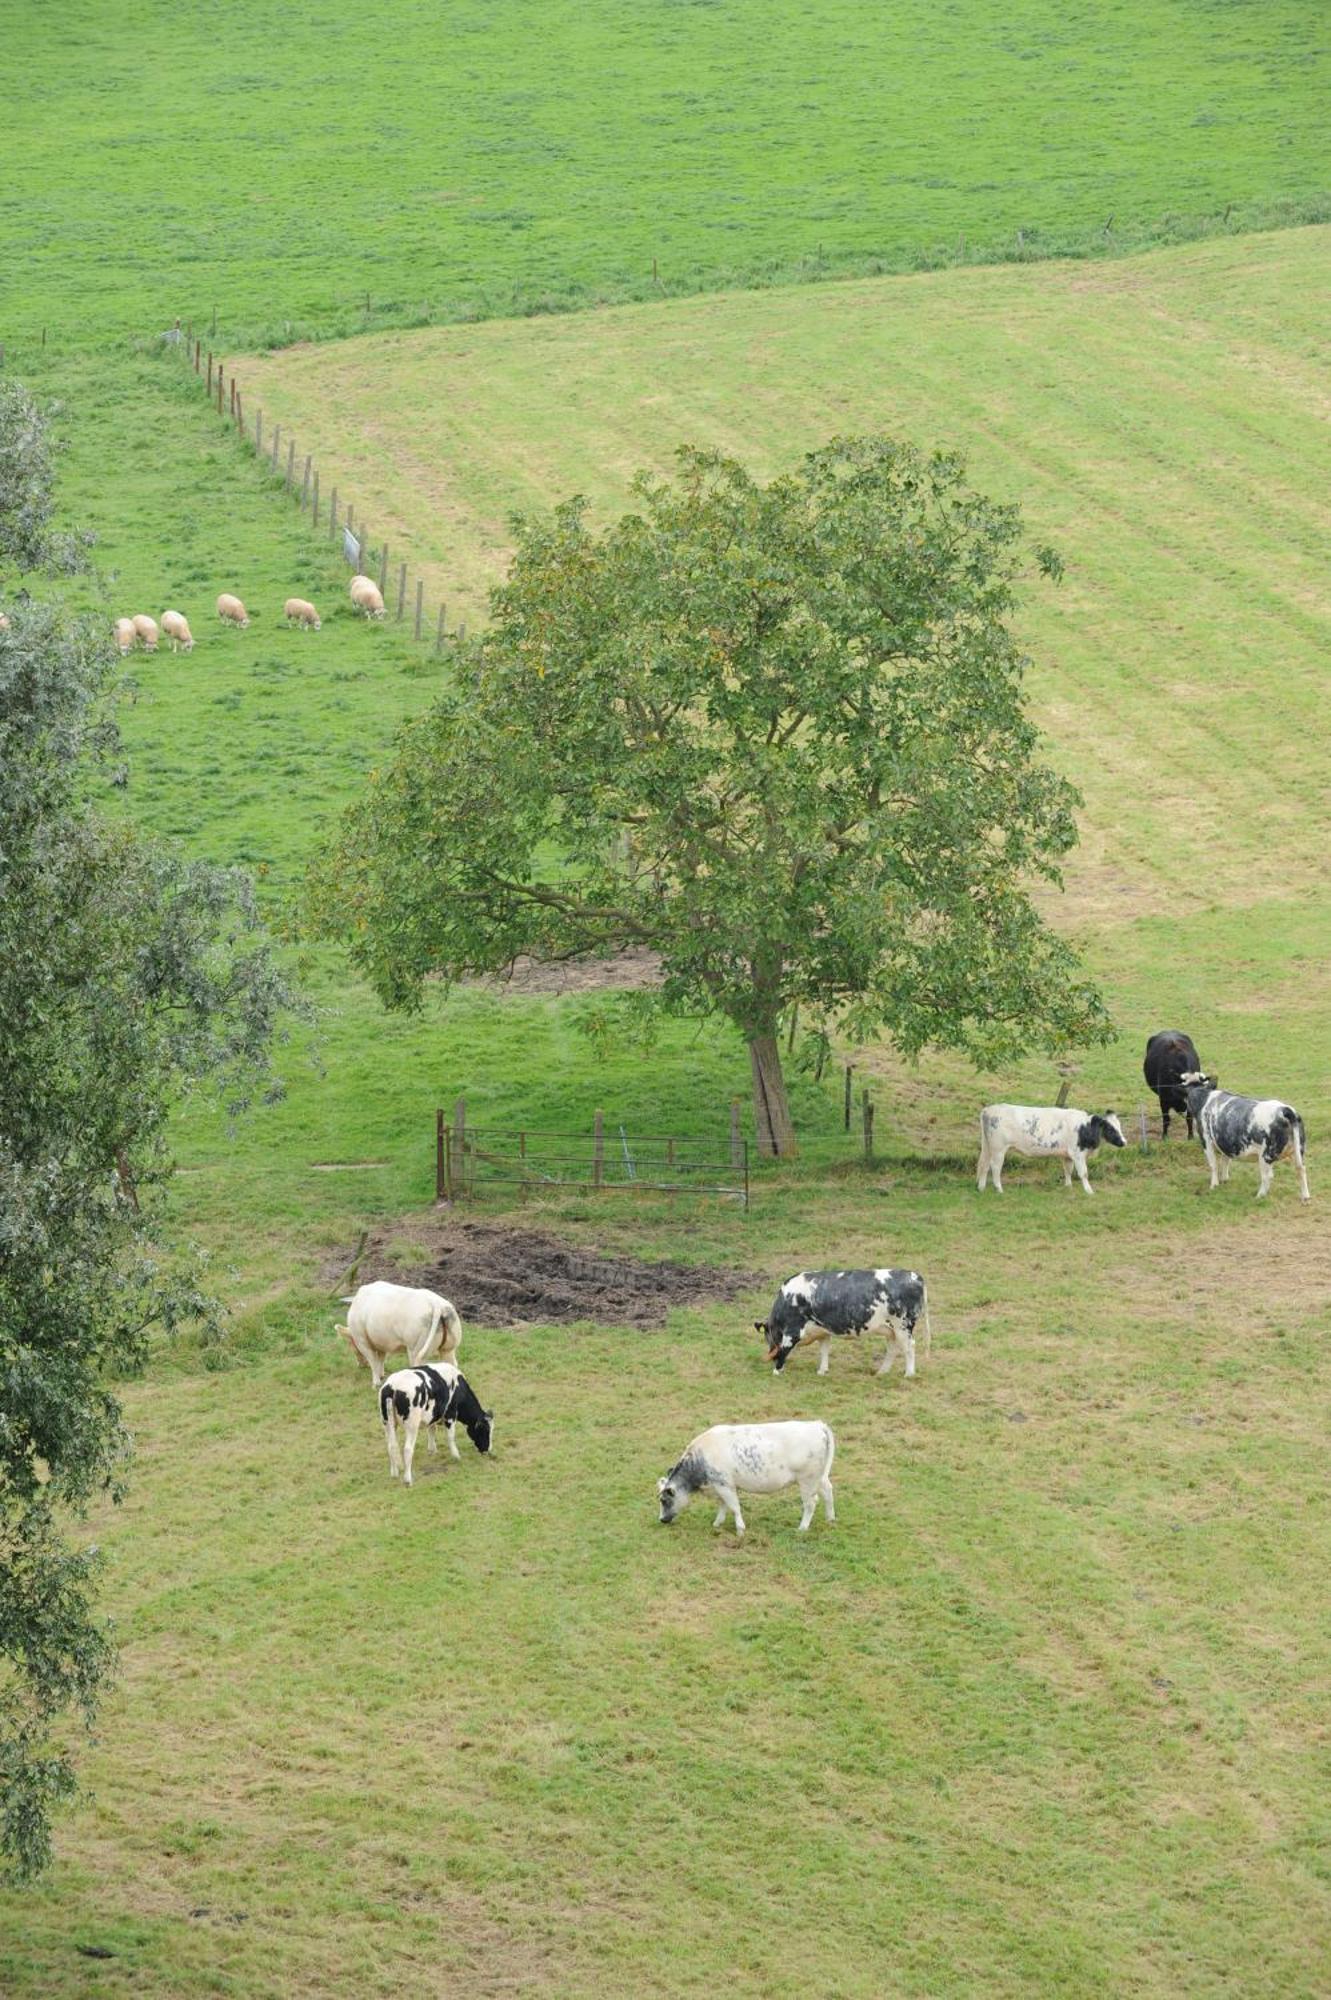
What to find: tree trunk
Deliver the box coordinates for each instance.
[748,1032,798,1158]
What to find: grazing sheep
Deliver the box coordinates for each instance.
[349,574,385,619]
[216,593,249,627]
[132,614,159,652]
[284,596,321,630]
[161,609,194,653]
[114,617,137,655]
[0,611,11,631]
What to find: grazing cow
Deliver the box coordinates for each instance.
[1143,1029,1202,1139]
[335,1279,462,1386]
[657,1420,835,1537]
[1180,1072,1310,1202]
[379,1362,494,1485]
[977,1104,1126,1194]
[758,1268,931,1377]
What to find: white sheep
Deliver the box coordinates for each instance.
[114,617,137,655]
[284,596,322,630]
[349,574,385,619]
[161,609,194,653]
[0,611,11,632]
[132,614,159,652]
[216,593,249,628]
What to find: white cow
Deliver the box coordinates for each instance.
[335,1280,462,1386]
[977,1104,1126,1195]
[657,1420,836,1537]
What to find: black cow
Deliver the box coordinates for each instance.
[756,1267,931,1378]
[1180,1073,1310,1203]
[1143,1029,1202,1139]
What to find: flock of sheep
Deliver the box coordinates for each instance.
[113,574,388,656]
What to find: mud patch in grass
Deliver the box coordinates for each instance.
[334,1219,761,1329]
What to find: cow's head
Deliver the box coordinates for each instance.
[466,1408,495,1455]
[756,1317,797,1372]
[657,1473,683,1524]
[1095,1111,1127,1149]
[335,1322,367,1367]
[1179,1070,1218,1104]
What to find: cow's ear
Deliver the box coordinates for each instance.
[754,1320,767,1336]
[657,1476,668,1494]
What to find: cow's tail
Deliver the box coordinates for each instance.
[378,1380,395,1426]
[1288,1110,1310,1198]
[436,1299,463,1359]
[821,1422,836,1482]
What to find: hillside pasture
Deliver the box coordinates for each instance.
[5,0,1329,341]
[2,232,1330,1988]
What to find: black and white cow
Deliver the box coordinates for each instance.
[379,1362,494,1485]
[757,1268,931,1377]
[977,1104,1126,1194]
[1180,1073,1310,1202]
[1143,1030,1203,1139]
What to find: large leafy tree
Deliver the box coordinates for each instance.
[312,438,1109,1152]
[0,403,291,1877]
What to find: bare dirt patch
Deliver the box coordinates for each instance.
[333,1218,760,1329]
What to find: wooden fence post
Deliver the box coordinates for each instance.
[593,1110,605,1189]
[436,1107,446,1200]
[255,408,263,454]
[844,1064,854,1131]
[286,438,295,489]
[436,604,446,653]
[311,469,319,525]
[862,1089,875,1164]
[216,371,223,415]
[397,563,407,620]
[229,377,236,418]
[414,578,424,640]
[235,391,243,435]
[329,489,339,540]
[452,1097,466,1194]
[730,1098,743,1169]
[378,543,389,594]
[206,353,213,395]
[301,455,312,508]
[271,424,280,470]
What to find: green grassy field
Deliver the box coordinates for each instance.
[7,0,1329,343]
[3,228,1329,1993]
[4,3,1331,1987]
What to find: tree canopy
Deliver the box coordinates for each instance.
[0,421,291,1877]
[311,437,1110,1151]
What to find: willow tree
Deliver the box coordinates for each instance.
[311,438,1109,1153]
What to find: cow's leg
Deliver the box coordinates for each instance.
[797,1479,820,1531]
[384,1409,401,1480]
[713,1484,744,1536]
[446,1419,461,1461]
[815,1333,831,1376]
[1203,1137,1221,1189]
[1256,1154,1275,1199]
[1061,1157,1074,1187]
[875,1331,896,1377]
[1073,1149,1094,1194]
[990,1147,1006,1193]
[402,1411,424,1486]
[426,1426,438,1454]
[976,1135,990,1191]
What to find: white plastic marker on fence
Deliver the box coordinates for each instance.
[343,527,361,568]
[620,1126,637,1180]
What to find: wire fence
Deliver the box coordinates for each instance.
[175,321,467,654]
[437,1106,749,1207]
